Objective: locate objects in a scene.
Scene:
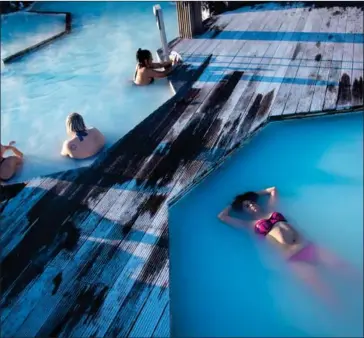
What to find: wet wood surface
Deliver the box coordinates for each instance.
[1,3,363,337]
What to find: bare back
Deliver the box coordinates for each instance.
[134,66,154,86]
[63,128,105,159]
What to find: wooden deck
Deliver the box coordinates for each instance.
[1,3,363,337]
[1,10,71,64]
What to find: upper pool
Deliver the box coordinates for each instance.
[1,1,178,183]
[170,112,363,337]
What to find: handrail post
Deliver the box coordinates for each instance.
[176,1,203,39]
[153,4,169,62]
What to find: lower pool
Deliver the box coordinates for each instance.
[170,112,363,337]
[1,1,177,183]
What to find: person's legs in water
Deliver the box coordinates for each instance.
[316,246,362,282]
[289,260,338,308]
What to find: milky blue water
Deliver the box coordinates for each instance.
[170,112,363,337]
[1,1,178,183]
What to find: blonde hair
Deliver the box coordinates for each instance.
[66,112,87,134]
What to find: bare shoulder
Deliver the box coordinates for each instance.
[89,128,105,142]
[63,139,76,150]
[88,127,102,135]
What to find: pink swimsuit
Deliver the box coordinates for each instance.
[255,212,317,263]
[255,212,286,235]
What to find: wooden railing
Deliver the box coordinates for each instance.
[176,1,203,38]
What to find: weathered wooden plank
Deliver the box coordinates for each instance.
[246,8,309,124]
[1,172,80,260]
[174,12,240,65]
[294,7,333,114]
[168,35,211,92]
[169,11,252,93]
[0,177,116,329]
[158,28,240,140]
[269,7,321,116]
[336,7,356,109]
[0,177,44,218]
[0,168,76,222]
[1,169,108,265]
[183,7,308,173]
[282,8,324,115]
[310,9,341,112]
[171,6,271,93]
[10,221,167,337]
[351,11,364,107]
[209,9,270,65]
[159,76,251,206]
[323,10,349,110]
[101,259,169,337]
[236,7,306,133]
[50,224,169,338]
[70,235,167,337]
[229,7,308,129]
[238,8,308,127]
[127,262,169,337]
[0,176,52,232]
[152,303,170,338]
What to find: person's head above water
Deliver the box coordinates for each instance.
[232,192,259,214]
[66,112,87,135]
[136,48,152,67]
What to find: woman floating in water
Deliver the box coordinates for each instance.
[134,48,181,86]
[61,112,105,159]
[0,141,23,181]
[218,187,357,306]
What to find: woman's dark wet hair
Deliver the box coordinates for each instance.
[136,48,152,66]
[231,192,259,211]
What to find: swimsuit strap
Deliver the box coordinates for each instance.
[76,130,88,142]
[270,212,286,222]
[255,212,286,236]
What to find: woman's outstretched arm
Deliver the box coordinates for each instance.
[256,186,276,196]
[218,206,252,229]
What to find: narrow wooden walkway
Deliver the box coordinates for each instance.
[1,3,363,337]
